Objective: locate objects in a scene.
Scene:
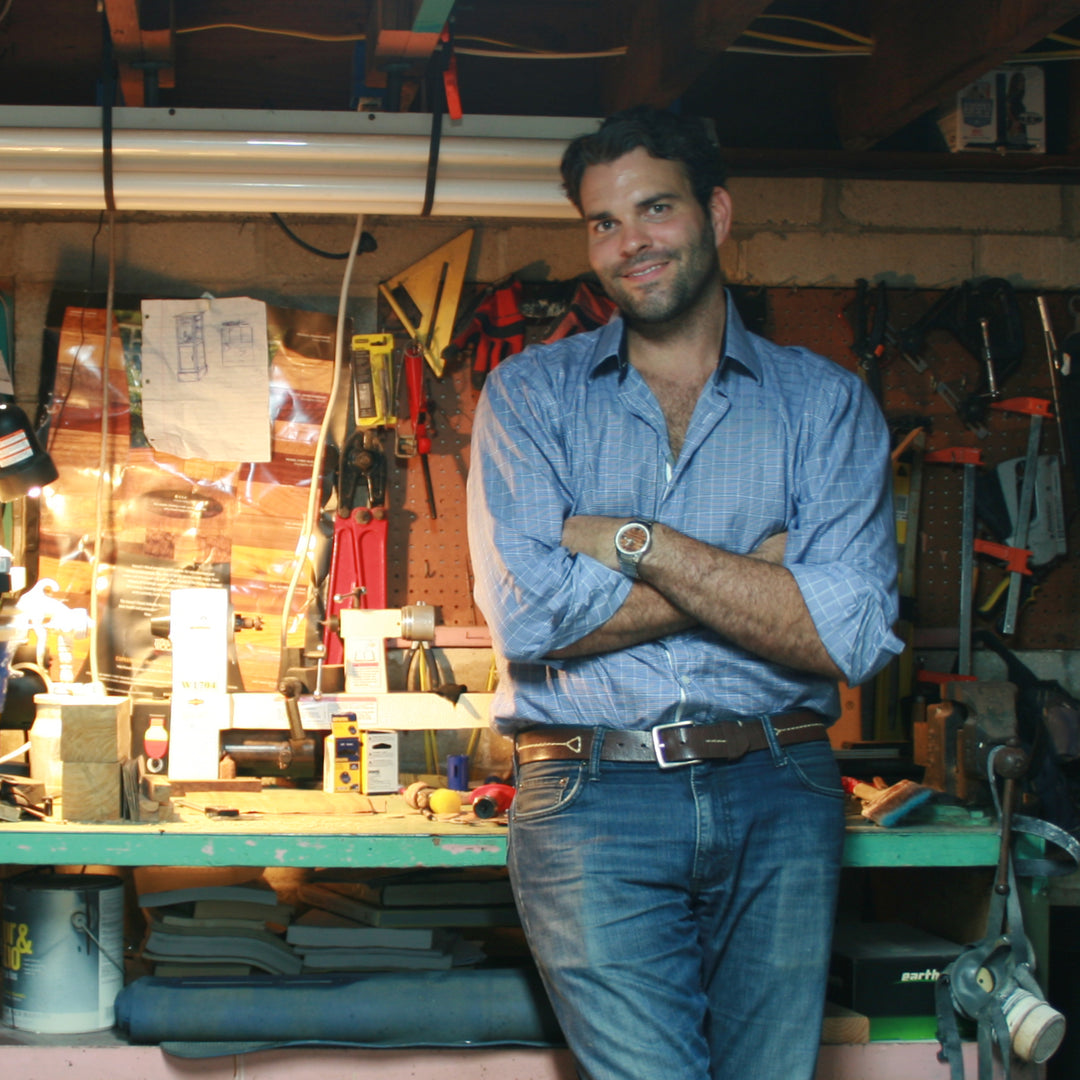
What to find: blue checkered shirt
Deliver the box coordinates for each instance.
[467,293,903,735]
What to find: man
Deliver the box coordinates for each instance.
[466,106,902,1080]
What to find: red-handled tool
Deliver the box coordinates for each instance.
[402,339,437,519]
[988,397,1051,633]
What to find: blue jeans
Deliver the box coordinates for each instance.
[507,722,845,1080]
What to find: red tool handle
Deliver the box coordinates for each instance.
[924,447,983,466]
[405,341,432,455]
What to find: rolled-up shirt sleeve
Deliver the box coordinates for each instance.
[785,362,904,686]
[467,355,632,662]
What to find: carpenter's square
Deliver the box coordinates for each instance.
[924,447,983,676]
[989,396,1052,634]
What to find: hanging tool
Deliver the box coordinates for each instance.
[322,429,389,666]
[1061,294,1080,375]
[876,429,926,741]
[350,332,396,428]
[977,317,1000,400]
[885,322,990,439]
[846,278,888,408]
[925,447,983,675]
[398,339,437,519]
[1035,296,1068,467]
[989,397,1052,635]
[379,230,474,376]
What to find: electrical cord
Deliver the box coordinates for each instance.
[88,207,115,691]
[271,214,376,261]
[278,214,367,678]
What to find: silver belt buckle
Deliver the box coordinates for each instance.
[651,720,702,769]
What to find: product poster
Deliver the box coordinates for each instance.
[36,300,339,695]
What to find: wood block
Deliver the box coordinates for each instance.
[52,696,133,762]
[169,778,263,795]
[821,1002,870,1045]
[60,761,122,822]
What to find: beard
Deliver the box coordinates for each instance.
[603,218,722,329]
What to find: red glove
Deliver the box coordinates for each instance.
[444,279,526,388]
[542,279,617,343]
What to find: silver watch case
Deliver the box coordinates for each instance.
[614,520,653,578]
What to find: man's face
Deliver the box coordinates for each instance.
[578,146,731,328]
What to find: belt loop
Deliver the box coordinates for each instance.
[759,713,787,766]
[588,727,606,778]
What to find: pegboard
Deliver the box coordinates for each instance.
[389,285,1080,651]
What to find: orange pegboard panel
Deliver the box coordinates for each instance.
[390,285,1079,651]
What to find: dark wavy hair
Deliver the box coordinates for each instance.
[560,106,728,215]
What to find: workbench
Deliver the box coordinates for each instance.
[0,806,1046,1080]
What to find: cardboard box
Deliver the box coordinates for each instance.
[939,65,1045,153]
[359,730,399,794]
[323,715,398,794]
[829,922,963,1017]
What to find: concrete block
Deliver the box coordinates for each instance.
[114,219,263,287]
[741,231,973,288]
[976,233,1080,289]
[729,177,825,227]
[839,179,1061,233]
[12,220,104,281]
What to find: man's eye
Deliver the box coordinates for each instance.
[647,203,670,216]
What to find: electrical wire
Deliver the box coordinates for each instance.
[754,14,873,46]
[88,209,115,690]
[169,19,873,60]
[454,45,628,60]
[176,23,365,42]
[278,214,366,678]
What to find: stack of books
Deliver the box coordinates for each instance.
[137,880,300,976]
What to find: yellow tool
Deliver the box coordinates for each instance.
[378,230,474,377]
[350,332,396,428]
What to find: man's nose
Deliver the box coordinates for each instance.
[620,221,650,256]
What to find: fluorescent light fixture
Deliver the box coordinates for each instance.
[0,107,600,217]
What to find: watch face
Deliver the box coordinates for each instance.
[617,523,649,554]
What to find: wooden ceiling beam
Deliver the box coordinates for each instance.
[832,0,1080,151]
[104,0,174,107]
[605,0,771,112]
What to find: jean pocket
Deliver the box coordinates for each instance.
[511,761,586,822]
[780,740,844,799]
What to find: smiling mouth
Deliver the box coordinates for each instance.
[622,258,669,281]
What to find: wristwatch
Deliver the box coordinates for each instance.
[614,520,653,578]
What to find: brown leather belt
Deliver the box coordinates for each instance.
[514,710,828,769]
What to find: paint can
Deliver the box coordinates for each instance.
[2,872,125,1033]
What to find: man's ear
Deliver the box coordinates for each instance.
[708,187,733,245]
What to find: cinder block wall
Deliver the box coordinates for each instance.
[3,173,1078,411]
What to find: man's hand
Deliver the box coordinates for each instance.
[561,515,625,571]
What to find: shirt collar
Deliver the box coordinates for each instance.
[587,290,764,384]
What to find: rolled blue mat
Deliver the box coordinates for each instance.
[115,968,564,1048]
